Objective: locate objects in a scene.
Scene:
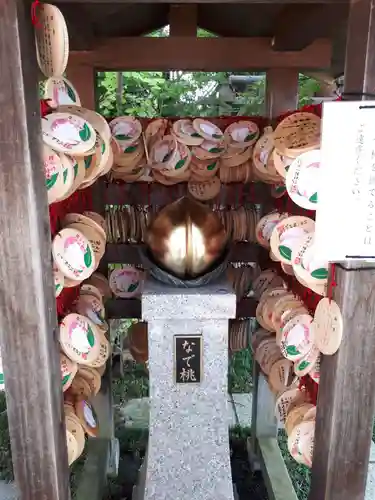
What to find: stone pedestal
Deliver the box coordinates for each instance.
[134,279,236,500]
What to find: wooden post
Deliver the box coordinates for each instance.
[0,0,70,499]
[169,4,197,36]
[309,1,375,499]
[66,63,96,109]
[265,68,299,118]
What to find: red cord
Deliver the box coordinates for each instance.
[31,0,41,28]
[327,263,337,303]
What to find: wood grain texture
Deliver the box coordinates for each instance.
[55,0,349,4]
[258,437,299,500]
[69,37,332,71]
[310,1,375,498]
[169,4,197,36]
[0,0,70,498]
[310,266,375,499]
[66,63,96,109]
[265,68,299,118]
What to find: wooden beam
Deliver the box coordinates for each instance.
[309,2,375,498]
[55,0,350,4]
[106,297,257,319]
[265,69,299,118]
[0,0,70,498]
[272,5,328,51]
[169,4,197,36]
[70,37,332,71]
[105,242,261,265]
[104,182,272,206]
[66,63,96,109]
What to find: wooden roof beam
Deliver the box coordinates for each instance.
[272,5,328,51]
[55,0,348,4]
[70,37,332,70]
[169,4,197,36]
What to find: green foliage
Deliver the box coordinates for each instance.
[97,69,321,119]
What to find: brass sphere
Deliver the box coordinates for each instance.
[146,197,228,279]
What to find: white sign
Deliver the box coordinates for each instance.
[315,100,375,262]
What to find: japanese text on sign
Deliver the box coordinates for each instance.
[174,335,202,384]
[315,100,375,261]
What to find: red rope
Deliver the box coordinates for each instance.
[31,0,41,28]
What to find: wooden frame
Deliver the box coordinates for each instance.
[70,37,331,71]
[0,0,70,498]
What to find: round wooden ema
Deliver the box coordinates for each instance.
[84,273,112,301]
[271,294,303,333]
[172,119,204,146]
[52,227,95,281]
[273,149,294,179]
[161,141,191,177]
[66,222,105,269]
[34,3,69,78]
[280,313,314,362]
[269,215,315,264]
[274,112,321,158]
[255,339,280,375]
[65,414,85,460]
[73,293,105,328]
[256,287,288,330]
[79,284,103,303]
[188,177,221,201]
[44,77,81,107]
[66,430,79,465]
[77,366,101,396]
[58,155,86,201]
[113,165,145,183]
[255,211,286,248]
[43,144,66,204]
[291,232,328,287]
[95,364,107,377]
[252,269,285,300]
[269,358,294,394]
[59,313,101,366]
[64,401,76,418]
[313,298,343,355]
[285,403,315,437]
[83,211,106,235]
[42,112,96,156]
[252,127,274,176]
[109,266,143,298]
[61,353,78,392]
[287,420,315,467]
[294,344,320,377]
[220,147,252,168]
[251,328,275,354]
[69,375,92,399]
[58,105,111,142]
[86,332,111,369]
[190,158,219,178]
[224,120,259,149]
[286,149,320,210]
[54,263,65,298]
[277,306,309,346]
[192,118,224,143]
[152,168,180,186]
[63,212,106,241]
[54,153,75,203]
[75,399,99,437]
[109,116,142,147]
[192,140,225,161]
[275,387,304,424]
